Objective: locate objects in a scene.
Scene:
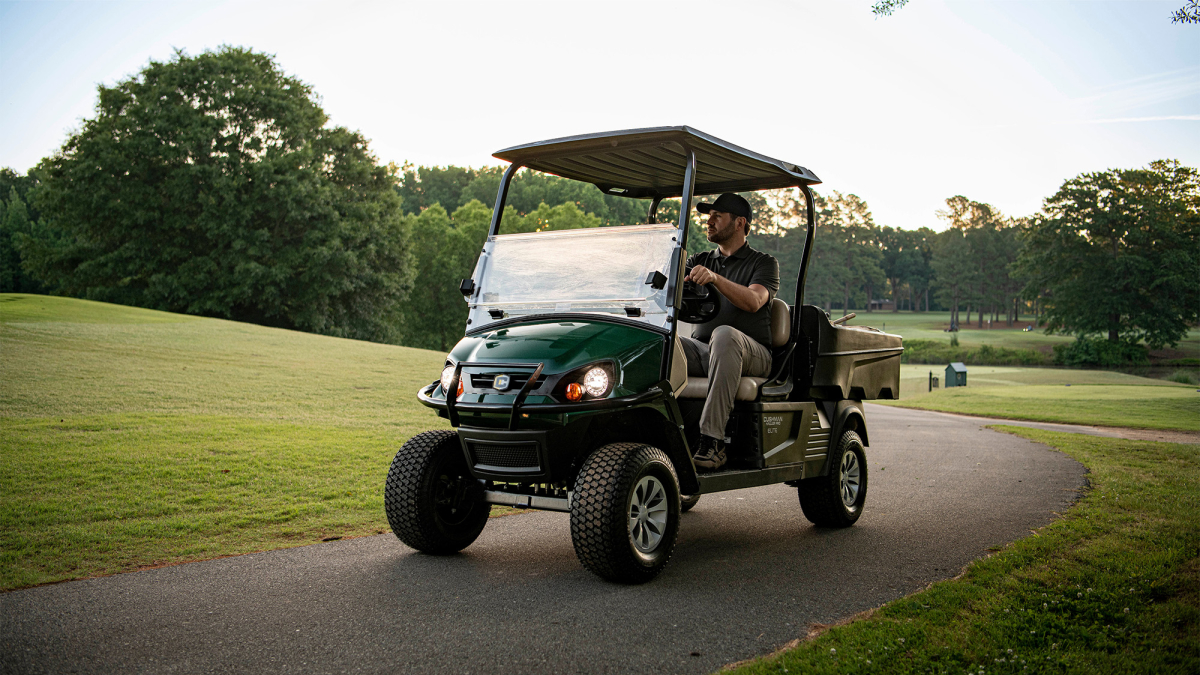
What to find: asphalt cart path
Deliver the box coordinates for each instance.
[2,405,1086,675]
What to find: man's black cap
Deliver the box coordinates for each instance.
[696,193,752,223]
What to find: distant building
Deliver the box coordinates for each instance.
[868,299,896,311]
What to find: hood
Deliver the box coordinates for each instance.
[450,319,663,377]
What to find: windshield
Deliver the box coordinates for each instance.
[466,224,679,332]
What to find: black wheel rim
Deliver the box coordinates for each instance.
[432,464,479,526]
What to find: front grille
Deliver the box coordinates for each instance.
[469,441,541,470]
[469,373,548,390]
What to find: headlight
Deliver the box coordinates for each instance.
[440,365,463,397]
[582,367,610,397]
[553,362,615,402]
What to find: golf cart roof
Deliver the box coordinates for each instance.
[493,126,821,199]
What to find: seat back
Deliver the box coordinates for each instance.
[770,298,791,348]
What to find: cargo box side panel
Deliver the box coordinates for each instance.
[803,307,902,400]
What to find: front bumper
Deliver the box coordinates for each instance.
[418,382,669,484]
[417,382,665,425]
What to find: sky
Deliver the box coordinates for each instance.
[1,0,1196,231]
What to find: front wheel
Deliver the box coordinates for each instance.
[384,430,490,554]
[570,443,681,584]
[797,430,867,527]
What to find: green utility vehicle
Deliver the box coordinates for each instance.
[384,127,902,583]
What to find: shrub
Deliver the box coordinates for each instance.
[1166,369,1198,385]
[1052,336,1150,367]
[901,339,1051,366]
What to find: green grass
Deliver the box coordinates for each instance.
[1,415,396,589]
[851,311,1077,351]
[0,293,494,590]
[848,310,1200,363]
[728,428,1200,675]
[895,363,1191,405]
[884,363,1199,431]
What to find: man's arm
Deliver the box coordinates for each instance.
[686,265,769,313]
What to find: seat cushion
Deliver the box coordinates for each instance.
[769,298,790,348]
[669,335,688,397]
[679,376,767,401]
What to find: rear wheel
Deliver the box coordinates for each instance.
[570,443,681,584]
[798,430,867,527]
[384,430,490,554]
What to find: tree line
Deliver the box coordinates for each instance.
[2,47,1196,362]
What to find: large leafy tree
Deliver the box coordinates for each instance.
[1014,160,1199,349]
[0,169,43,293]
[797,191,883,315]
[931,228,973,328]
[931,196,1023,327]
[398,165,647,227]
[878,226,936,312]
[400,201,491,352]
[398,199,604,352]
[20,47,410,342]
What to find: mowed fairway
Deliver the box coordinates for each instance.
[0,293,454,590]
[842,310,1200,359]
[885,364,1199,431]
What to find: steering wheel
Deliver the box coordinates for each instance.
[677,280,721,324]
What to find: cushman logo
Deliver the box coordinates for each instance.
[493,375,511,391]
[764,415,783,434]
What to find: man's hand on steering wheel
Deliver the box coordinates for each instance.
[686,265,719,286]
[678,267,721,324]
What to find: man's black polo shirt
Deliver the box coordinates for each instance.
[685,242,780,349]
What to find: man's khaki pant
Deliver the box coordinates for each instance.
[680,326,772,440]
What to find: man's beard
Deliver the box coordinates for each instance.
[707,223,734,245]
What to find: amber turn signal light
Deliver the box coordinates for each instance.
[565,382,584,401]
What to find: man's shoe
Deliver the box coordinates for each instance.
[693,435,727,471]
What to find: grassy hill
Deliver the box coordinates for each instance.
[0,293,451,590]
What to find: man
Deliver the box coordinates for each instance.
[680,193,779,471]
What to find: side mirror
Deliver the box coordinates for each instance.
[459,279,475,298]
[644,271,667,290]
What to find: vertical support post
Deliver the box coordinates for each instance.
[667,149,697,314]
[787,184,818,390]
[488,163,523,238]
[794,184,817,317]
[660,149,696,383]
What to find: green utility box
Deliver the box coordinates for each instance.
[945,362,967,387]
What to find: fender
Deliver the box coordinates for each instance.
[581,401,699,495]
[821,400,868,476]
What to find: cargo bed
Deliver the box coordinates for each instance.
[800,305,903,400]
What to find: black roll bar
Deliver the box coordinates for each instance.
[794,184,817,309]
[487,163,523,238]
[647,196,662,224]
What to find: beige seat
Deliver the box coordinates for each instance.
[675,298,791,401]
